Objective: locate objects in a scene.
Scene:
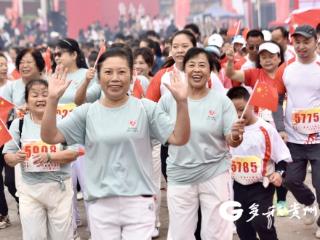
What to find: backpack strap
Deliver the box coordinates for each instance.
[260,126,271,176]
[18,117,24,148]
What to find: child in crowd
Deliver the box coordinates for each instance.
[227,86,291,240]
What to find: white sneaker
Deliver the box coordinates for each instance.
[152,227,160,238]
[77,192,83,200]
[303,205,317,225]
[316,227,320,238]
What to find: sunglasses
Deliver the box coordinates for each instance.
[53,50,69,58]
[248,45,260,51]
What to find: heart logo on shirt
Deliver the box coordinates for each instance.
[207,110,216,121]
[129,120,137,127]
[209,110,215,116]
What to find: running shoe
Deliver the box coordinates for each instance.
[276,201,289,217]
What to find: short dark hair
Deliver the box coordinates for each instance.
[184,23,200,36]
[183,47,214,72]
[25,79,48,103]
[256,41,285,69]
[246,29,264,40]
[133,47,154,68]
[56,38,88,69]
[271,26,289,39]
[227,86,250,101]
[145,30,160,40]
[97,47,133,80]
[170,30,197,47]
[88,50,99,64]
[16,48,45,72]
[140,38,154,48]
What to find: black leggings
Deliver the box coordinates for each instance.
[0,147,18,216]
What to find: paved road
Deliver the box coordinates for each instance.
[0,173,318,240]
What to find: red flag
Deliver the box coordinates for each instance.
[0,119,12,147]
[249,81,278,112]
[44,48,52,72]
[132,79,144,99]
[242,27,249,39]
[94,45,106,68]
[227,21,241,37]
[0,97,14,122]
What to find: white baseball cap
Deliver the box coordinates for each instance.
[258,42,280,54]
[207,33,224,48]
[204,45,221,57]
[232,35,246,45]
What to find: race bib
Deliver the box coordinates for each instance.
[231,155,263,185]
[22,139,61,172]
[292,107,320,134]
[57,103,76,118]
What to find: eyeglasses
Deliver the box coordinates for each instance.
[248,45,260,51]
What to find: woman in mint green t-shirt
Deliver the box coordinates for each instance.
[41,47,190,240]
[3,79,78,239]
[159,47,245,240]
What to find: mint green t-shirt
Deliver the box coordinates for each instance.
[57,97,174,201]
[159,90,237,185]
[3,114,71,185]
[2,78,26,107]
[60,68,94,104]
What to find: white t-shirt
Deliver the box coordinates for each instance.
[240,56,256,70]
[285,45,296,62]
[230,118,291,185]
[0,81,12,97]
[279,56,320,144]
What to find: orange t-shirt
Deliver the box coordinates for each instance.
[244,68,285,94]
[146,66,173,102]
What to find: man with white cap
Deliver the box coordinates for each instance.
[274,24,320,238]
[232,35,246,58]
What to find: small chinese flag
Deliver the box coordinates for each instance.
[94,45,107,68]
[227,21,241,37]
[44,48,52,72]
[0,119,12,147]
[242,27,249,39]
[249,81,278,112]
[0,97,14,122]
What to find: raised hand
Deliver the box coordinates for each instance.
[164,70,188,102]
[85,67,96,83]
[48,64,71,100]
[225,46,235,62]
